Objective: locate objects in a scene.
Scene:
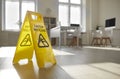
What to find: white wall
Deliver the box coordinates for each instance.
[99,0,120,28]
[0,0,1,31]
[85,0,99,45]
[98,0,120,45]
[91,0,99,30]
[38,0,58,19]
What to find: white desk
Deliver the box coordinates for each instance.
[50,26,81,47]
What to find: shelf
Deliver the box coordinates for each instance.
[43,17,56,40]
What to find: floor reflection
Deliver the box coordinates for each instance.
[38,65,73,79]
[13,61,37,79]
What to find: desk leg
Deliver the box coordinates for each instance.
[63,30,67,46]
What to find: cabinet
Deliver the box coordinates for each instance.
[43,17,56,45]
[43,17,56,37]
[112,29,120,47]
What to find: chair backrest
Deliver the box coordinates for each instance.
[103,28,112,38]
[92,30,102,37]
[72,27,81,37]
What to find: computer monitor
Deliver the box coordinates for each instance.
[105,18,116,28]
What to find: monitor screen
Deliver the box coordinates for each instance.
[70,24,79,27]
[105,18,116,27]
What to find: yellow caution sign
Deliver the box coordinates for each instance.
[38,34,49,47]
[20,34,32,46]
[13,11,56,68]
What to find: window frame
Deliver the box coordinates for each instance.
[59,0,82,26]
[59,4,69,26]
[2,0,38,31]
[58,0,86,32]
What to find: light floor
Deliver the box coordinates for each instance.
[0,46,120,79]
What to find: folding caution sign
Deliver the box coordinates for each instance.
[13,13,34,64]
[13,11,56,68]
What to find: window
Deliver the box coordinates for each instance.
[59,0,86,32]
[22,1,35,22]
[5,0,19,30]
[59,4,69,26]
[2,0,37,31]
[59,0,68,3]
[70,6,81,24]
[70,0,81,4]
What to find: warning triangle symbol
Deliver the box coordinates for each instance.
[20,34,32,46]
[38,34,49,48]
